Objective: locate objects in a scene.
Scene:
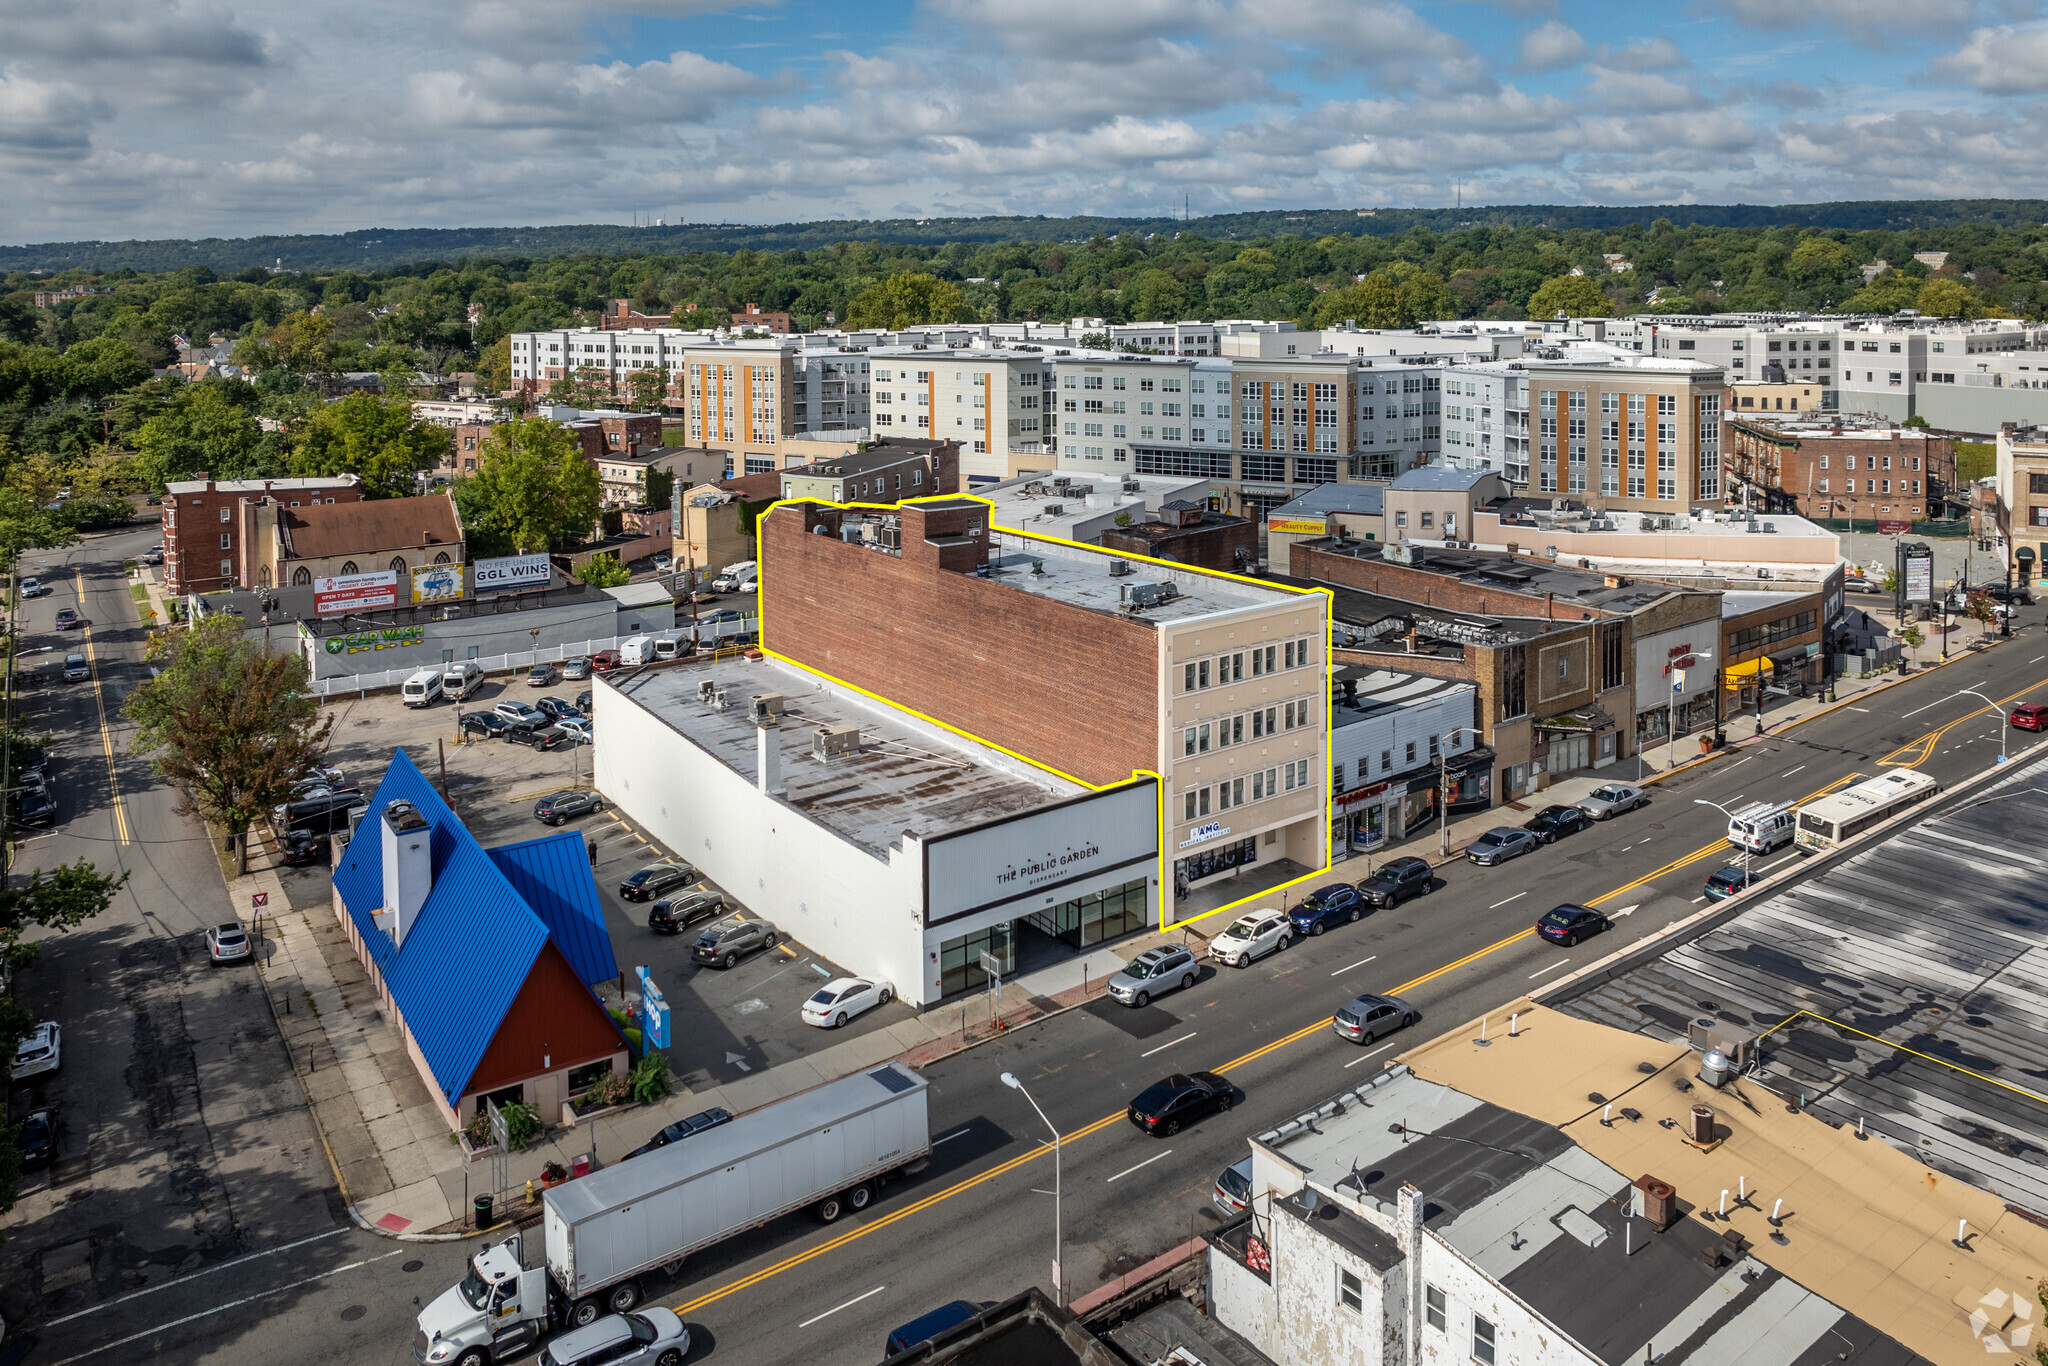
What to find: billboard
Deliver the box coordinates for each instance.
[1902,546,1934,603]
[313,570,397,616]
[411,562,465,605]
[473,552,552,594]
[923,778,1158,928]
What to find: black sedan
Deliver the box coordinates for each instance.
[1536,904,1612,946]
[1524,804,1592,844]
[14,1107,53,1169]
[1702,866,1755,902]
[533,788,604,825]
[576,690,593,712]
[1357,857,1434,908]
[536,696,583,721]
[279,830,330,866]
[1128,1072,1234,1137]
[12,790,55,828]
[459,712,508,739]
[1289,883,1364,936]
[623,1107,733,1161]
[620,864,696,901]
[1467,827,1538,866]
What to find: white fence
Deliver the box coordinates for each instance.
[311,617,758,699]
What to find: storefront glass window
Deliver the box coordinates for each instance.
[938,922,1014,997]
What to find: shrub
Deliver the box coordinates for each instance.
[580,1068,630,1109]
[500,1101,543,1151]
[629,1051,671,1105]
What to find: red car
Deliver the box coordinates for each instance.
[2012,703,2048,732]
[590,649,620,674]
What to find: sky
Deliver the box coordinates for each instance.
[8,0,2048,244]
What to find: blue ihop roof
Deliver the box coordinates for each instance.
[1388,466,1498,492]
[332,749,618,1104]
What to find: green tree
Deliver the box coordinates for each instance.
[1526,274,1613,319]
[1836,270,1922,315]
[1916,278,1984,319]
[545,365,616,409]
[123,614,335,875]
[476,335,511,394]
[1956,440,1995,482]
[1787,237,1855,280]
[1121,269,1187,323]
[288,391,451,497]
[645,467,676,514]
[458,417,601,554]
[844,273,971,329]
[574,552,631,588]
[626,366,671,413]
[133,384,265,486]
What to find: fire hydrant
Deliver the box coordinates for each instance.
[524,1178,538,1207]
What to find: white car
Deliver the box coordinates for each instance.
[207,922,251,964]
[63,653,88,682]
[494,700,542,725]
[557,717,594,744]
[11,1021,60,1079]
[800,977,894,1028]
[1208,911,1292,968]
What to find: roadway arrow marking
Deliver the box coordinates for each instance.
[726,1052,752,1072]
[1610,904,1639,918]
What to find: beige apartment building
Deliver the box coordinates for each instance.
[1518,359,1726,509]
[869,348,1049,484]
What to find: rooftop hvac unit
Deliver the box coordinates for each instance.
[1545,545,1560,561]
[1687,1020,1756,1070]
[747,692,785,722]
[1108,558,1132,577]
[1746,519,1761,533]
[839,524,862,543]
[711,690,732,711]
[813,723,861,762]
[1762,521,1778,533]
[1122,479,1142,493]
[1043,503,1064,517]
[1120,580,1175,609]
[697,679,719,703]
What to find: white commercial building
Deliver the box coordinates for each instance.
[592,655,1160,1008]
[867,347,1050,482]
[1328,667,1479,855]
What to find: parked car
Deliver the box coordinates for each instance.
[494,700,543,725]
[1331,992,1418,1045]
[801,977,894,1028]
[206,921,251,964]
[691,913,780,968]
[535,695,583,720]
[1578,783,1647,820]
[2012,702,2048,732]
[533,788,604,825]
[1104,945,1199,1007]
[1208,911,1291,968]
[141,546,164,565]
[12,790,55,828]
[536,1308,689,1366]
[1536,903,1613,947]
[1212,1156,1254,1215]
[563,656,593,680]
[1467,827,1539,866]
[525,724,573,752]
[526,663,559,687]
[590,650,621,674]
[52,608,78,631]
[459,711,508,739]
[652,551,673,571]
[1843,576,1884,594]
[622,1106,733,1161]
[576,690,594,712]
[17,577,47,598]
[1289,882,1364,936]
[1523,804,1592,844]
[884,1302,995,1358]
[619,864,695,901]
[272,791,361,830]
[1703,866,1756,902]
[1127,1071,1233,1137]
[1357,856,1434,908]
[279,830,330,866]
[503,716,547,743]
[10,1021,59,1079]
[557,717,594,744]
[648,890,725,934]
[14,1107,53,1168]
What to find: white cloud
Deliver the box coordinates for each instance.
[1594,36,1686,72]
[1933,22,2048,93]
[1703,0,1982,45]
[1519,20,1587,71]
[0,70,109,155]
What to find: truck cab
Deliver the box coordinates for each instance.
[416,1238,555,1365]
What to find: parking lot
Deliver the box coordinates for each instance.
[304,670,917,1092]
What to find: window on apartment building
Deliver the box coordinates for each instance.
[1183,660,1210,692]
[1380,749,1392,773]
[219,506,231,522]
[1602,623,1625,691]
[219,533,231,549]
[1425,1285,1447,1332]
[1337,1269,1363,1313]
[1405,740,1417,765]
[220,559,233,580]
[1474,1316,1497,1366]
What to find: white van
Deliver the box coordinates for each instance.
[653,634,686,661]
[441,660,484,699]
[1726,801,1795,854]
[712,560,756,592]
[401,669,444,707]
[618,634,656,667]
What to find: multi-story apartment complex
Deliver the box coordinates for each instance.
[1726,413,1955,522]
[1996,424,2048,589]
[161,475,364,595]
[868,348,1048,481]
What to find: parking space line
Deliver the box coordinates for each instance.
[1106,1150,1174,1183]
[1488,892,1526,909]
[934,1128,972,1145]
[1527,957,1570,980]
[1139,1030,1197,1058]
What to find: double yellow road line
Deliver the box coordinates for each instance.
[1879,676,2048,767]
[77,568,129,847]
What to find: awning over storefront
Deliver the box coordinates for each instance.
[1769,642,1821,673]
[1535,708,1615,734]
[1723,657,1773,684]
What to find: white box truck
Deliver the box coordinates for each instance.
[711,560,755,593]
[413,1063,930,1366]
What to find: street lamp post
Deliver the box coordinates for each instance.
[1437,726,1486,858]
[1950,688,2008,765]
[1001,1072,1063,1305]
[1694,798,1750,881]
[1666,651,1713,773]
[528,625,541,668]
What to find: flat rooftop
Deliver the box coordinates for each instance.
[610,655,1081,857]
[980,470,1217,539]
[983,530,1306,626]
[1265,572,1561,648]
[1486,504,1837,541]
[1333,667,1475,730]
[1298,540,1708,615]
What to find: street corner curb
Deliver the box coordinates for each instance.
[893,995,1099,1069]
[348,1203,492,1243]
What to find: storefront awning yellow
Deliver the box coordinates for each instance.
[1723,657,1774,685]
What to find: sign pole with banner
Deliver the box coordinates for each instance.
[980,950,1003,1029]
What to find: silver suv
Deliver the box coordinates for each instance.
[539,1309,689,1366]
[691,913,779,969]
[1104,946,1198,1008]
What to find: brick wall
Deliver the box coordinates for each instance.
[161,478,364,596]
[1292,542,1599,621]
[761,502,1161,786]
[1098,519,1257,573]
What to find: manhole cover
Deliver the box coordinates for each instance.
[1648,823,1664,829]
[402,1259,424,1273]
[340,1305,367,1321]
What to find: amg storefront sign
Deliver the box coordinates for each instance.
[923,778,1158,928]
[473,552,552,594]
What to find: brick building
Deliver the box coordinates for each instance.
[731,303,792,333]
[161,474,364,596]
[761,498,1331,896]
[1726,414,1955,522]
[600,299,675,331]
[1096,501,1258,573]
[238,492,465,593]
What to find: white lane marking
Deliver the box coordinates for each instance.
[1140,1030,1199,1059]
[1692,896,1708,904]
[1528,957,1571,980]
[1345,1041,1399,1068]
[1780,764,1805,777]
[43,1228,351,1325]
[1758,852,1799,874]
[2033,656,2046,664]
[1489,892,1526,909]
[1107,1149,1176,1183]
[1331,955,1378,977]
[799,1284,888,1328]
[1901,696,1953,718]
[1847,706,1871,712]
[934,1128,972,1145]
[1727,755,1754,768]
[42,1249,406,1366]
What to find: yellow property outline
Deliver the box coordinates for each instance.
[743,488,1337,935]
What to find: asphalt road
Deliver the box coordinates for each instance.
[26,607,2045,1366]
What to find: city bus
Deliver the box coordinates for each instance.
[1793,770,1940,853]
